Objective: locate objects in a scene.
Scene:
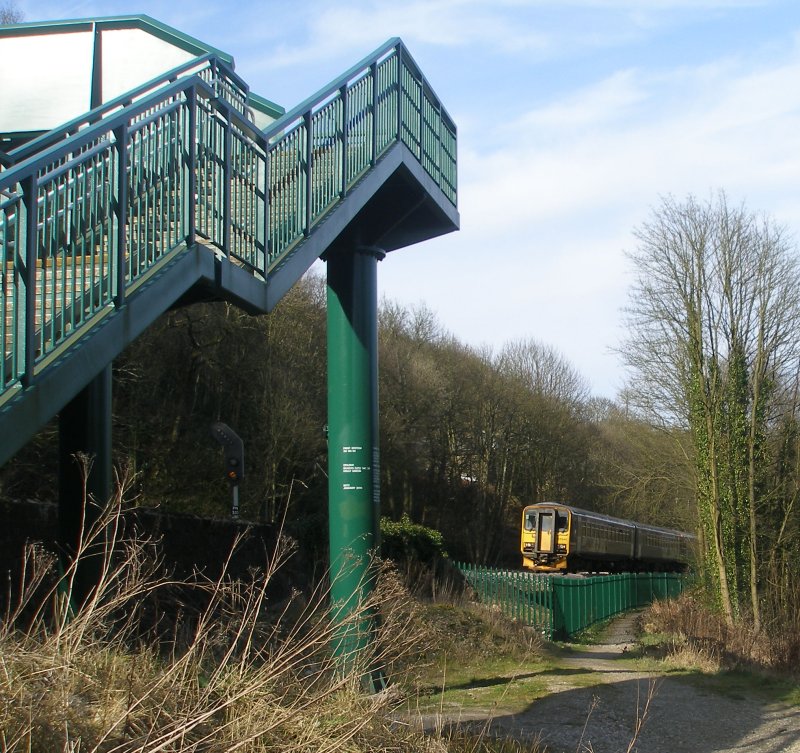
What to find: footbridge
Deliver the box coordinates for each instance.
[0,15,458,680]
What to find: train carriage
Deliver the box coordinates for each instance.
[634,523,687,568]
[521,502,694,574]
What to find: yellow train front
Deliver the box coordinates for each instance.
[520,502,693,573]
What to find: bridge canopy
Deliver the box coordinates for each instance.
[0,15,284,149]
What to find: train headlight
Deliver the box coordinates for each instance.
[556,544,567,553]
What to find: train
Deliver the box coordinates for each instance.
[520,502,695,574]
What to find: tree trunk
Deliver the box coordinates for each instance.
[706,426,735,627]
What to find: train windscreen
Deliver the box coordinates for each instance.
[524,510,537,531]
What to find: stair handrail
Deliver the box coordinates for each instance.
[7,53,251,165]
[1,37,457,402]
[264,38,455,144]
[261,37,457,210]
[0,75,254,186]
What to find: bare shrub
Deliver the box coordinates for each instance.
[642,590,799,674]
[0,470,447,752]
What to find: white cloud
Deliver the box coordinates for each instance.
[462,45,800,236]
[378,36,800,396]
[240,0,775,78]
[15,0,800,397]
[248,0,554,71]
[511,70,648,133]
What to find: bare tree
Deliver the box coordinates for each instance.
[0,2,22,24]
[497,338,589,410]
[621,192,800,627]
[592,402,695,530]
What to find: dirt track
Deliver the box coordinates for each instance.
[419,612,800,752]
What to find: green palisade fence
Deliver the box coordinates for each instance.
[455,563,688,639]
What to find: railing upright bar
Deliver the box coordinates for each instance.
[187,88,197,248]
[396,45,403,143]
[418,73,424,161]
[304,111,313,236]
[522,573,531,625]
[21,175,36,388]
[114,124,129,307]
[223,109,232,257]
[211,59,219,100]
[262,131,270,278]
[435,97,443,187]
[370,62,378,166]
[340,84,348,198]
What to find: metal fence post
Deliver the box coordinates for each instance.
[113,124,128,307]
[395,45,403,143]
[223,107,232,256]
[370,61,378,166]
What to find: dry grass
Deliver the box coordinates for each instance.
[0,472,537,753]
[640,589,800,675]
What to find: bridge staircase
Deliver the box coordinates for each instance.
[0,37,459,467]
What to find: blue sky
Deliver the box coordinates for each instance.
[15,0,800,397]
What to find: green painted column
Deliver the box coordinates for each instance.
[58,365,113,608]
[326,244,385,690]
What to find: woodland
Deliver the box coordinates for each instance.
[2,193,799,640]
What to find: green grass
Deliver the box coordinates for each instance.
[413,655,557,713]
[406,604,633,714]
[779,684,800,706]
[562,616,617,645]
[404,601,557,714]
[410,601,800,720]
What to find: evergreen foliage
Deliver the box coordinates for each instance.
[380,513,448,563]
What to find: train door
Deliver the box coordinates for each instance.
[537,509,556,553]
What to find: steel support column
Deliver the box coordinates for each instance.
[58,366,113,608]
[326,244,385,691]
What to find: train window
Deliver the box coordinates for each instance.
[556,513,568,532]
[524,511,536,531]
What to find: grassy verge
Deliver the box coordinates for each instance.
[635,596,800,707]
[403,602,559,715]
[0,476,552,753]
[5,479,796,751]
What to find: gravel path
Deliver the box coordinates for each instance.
[420,612,800,752]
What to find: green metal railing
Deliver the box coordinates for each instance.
[4,54,251,168]
[0,39,457,403]
[456,563,688,639]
